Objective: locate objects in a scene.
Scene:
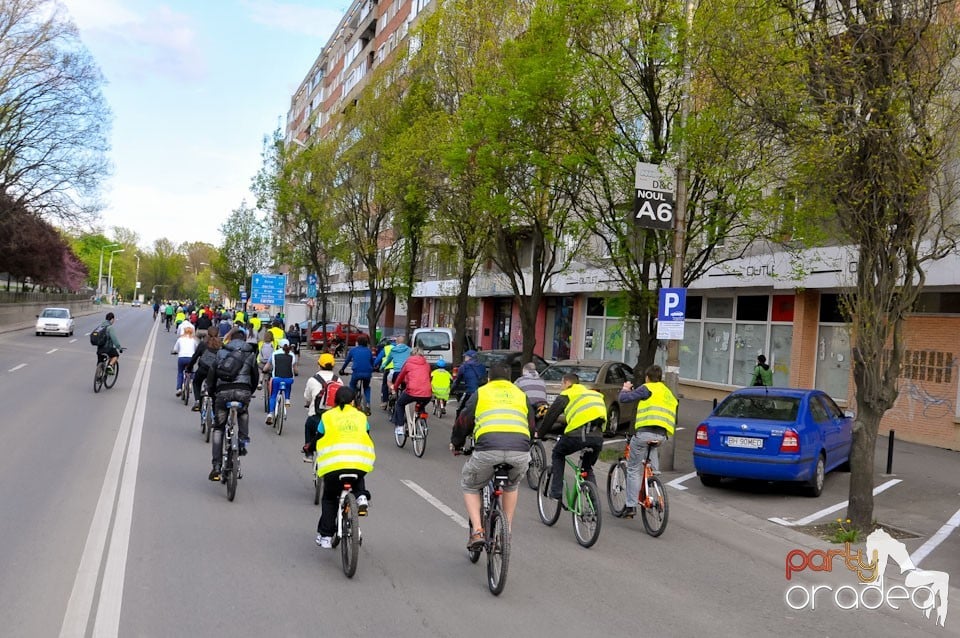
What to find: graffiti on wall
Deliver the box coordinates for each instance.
[892,350,957,420]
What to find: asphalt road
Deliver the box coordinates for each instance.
[0,308,957,637]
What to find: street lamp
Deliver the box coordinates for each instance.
[134,253,141,303]
[107,249,125,304]
[96,243,119,300]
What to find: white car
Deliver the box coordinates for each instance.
[36,307,74,337]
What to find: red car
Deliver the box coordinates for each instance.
[309,322,369,353]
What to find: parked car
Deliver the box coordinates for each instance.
[693,387,853,497]
[474,350,551,382]
[540,359,636,434]
[309,322,369,351]
[35,307,74,337]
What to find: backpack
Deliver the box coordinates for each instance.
[313,373,342,412]
[90,322,109,347]
[216,347,247,381]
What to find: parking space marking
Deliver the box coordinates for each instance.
[47,348,58,354]
[910,506,960,567]
[667,472,698,491]
[769,478,902,526]
[8,363,26,372]
[401,479,469,529]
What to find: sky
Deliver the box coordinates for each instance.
[58,0,348,249]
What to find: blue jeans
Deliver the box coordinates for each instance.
[177,357,191,390]
[270,377,294,413]
[626,430,667,508]
[349,375,372,406]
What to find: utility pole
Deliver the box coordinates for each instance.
[107,248,125,304]
[96,243,119,301]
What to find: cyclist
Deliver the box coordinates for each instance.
[172,324,198,397]
[250,312,262,337]
[174,306,186,329]
[373,338,395,409]
[163,302,174,331]
[206,327,258,481]
[195,309,213,340]
[96,312,122,372]
[536,372,606,501]
[303,352,340,462]
[177,313,195,337]
[187,330,222,411]
[153,300,160,320]
[340,334,374,413]
[617,364,677,518]
[515,362,547,405]
[265,339,298,426]
[307,386,375,549]
[379,335,410,402]
[268,319,285,347]
[453,349,486,417]
[389,347,432,438]
[450,363,531,549]
[431,358,453,415]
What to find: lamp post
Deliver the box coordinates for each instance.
[134,254,141,303]
[107,249,125,304]
[96,243,119,300]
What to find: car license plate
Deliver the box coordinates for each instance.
[726,436,763,449]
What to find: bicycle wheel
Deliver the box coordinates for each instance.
[394,419,408,448]
[412,417,427,458]
[573,481,602,548]
[182,377,190,405]
[536,469,561,526]
[275,400,284,436]
[526,440,546,490]
[641,476,669,537]
[313,476,321,506]
[226,449,238,502]
[341,492,360,578]
[486,509,509,596]
[262,377,270,413]
[104,361,118,389]
[93,362,104,393]
[606,460,628,518]
[203,399,213,443]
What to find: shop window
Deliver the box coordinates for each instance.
[819,293,846,323]
[587,297,605,317]
[914,292,960,314]
[706,297,734,319]
[771,295,795,322]
[679,322,701,380]
[702,322,732,383]
[815,324,851,398]
[686,295,703,319]
[736,295,769,321]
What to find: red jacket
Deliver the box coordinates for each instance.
[395,355,432,397]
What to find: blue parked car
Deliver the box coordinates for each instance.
[693,388,853,497]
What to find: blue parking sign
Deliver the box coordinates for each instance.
[657,288,686,339]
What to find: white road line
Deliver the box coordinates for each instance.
[46,348,58,354]
[768,478,902,526]
[69,338,77,343]
[60,321,158,638]
[8,363,26,372]
[910,507,960,567]
[401,480,469,529]
[667,472,698,491]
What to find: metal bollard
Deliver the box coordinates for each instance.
[886,430,895,474]
[713,397,718,409]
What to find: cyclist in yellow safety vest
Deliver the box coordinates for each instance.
[617,364,677,518]
[235,309,245,325]
[431,358,453,415]
[306,385,375,549]
[536,373,607,500]
[374,342,394,409]
[450,363,532,551]
[268,320,285,348]
[249,313,262,336]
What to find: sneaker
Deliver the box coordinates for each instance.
[622,506,637,519]
[467,529,485,551]
[357,495,369,516]
[175,388,181,397]
[395,426,404,436]
[208,467,221,481]
[265,416,273,425]
[285,399,291,407]
[191,402,201,412]
[105,367,115,375]
[316,535,333,549]
[380,402,388,410]
[303,453,314,463]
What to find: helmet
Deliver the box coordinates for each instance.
[318,353,335,368]
[436,358,446,368]
[278,338,290,348]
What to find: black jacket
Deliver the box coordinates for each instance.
[206,340,258,394]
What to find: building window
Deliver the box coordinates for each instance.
[583,296,634,362]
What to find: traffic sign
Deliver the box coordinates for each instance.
[633,162,675,230]
[657,287,686,340]
[250,273,286,306]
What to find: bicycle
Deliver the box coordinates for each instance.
[329,473,363,578]
[466,462,512,596]
[219,401,243,502]
[261,369,272,413]
[394,398,429,458]
[606,436,669,537]
[164,315,172,332]
[199,381,214,443]
[536,435,602,548]
[341,368,370,415]
[432,395,447,418]
[93,349,122,393]
[181,368,192,406]
[527,436,547,490]
[271,380,287,436]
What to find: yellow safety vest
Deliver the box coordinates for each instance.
[315,405,376,476]
[235,311,245,324]
[269,326,285,345]
[473,380,530,441]
[250,317,262,333]
[431,369,453,400]
[382,344,394,370]
[175,311,186,323]
[633,381,678,436]
[561,384,607,434]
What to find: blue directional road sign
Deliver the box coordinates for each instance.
[657,287,686,340]
[307,273,318,298]
[250,273,286,306]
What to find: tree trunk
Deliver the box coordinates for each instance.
[454,268,472,362]
[847,404,881,529]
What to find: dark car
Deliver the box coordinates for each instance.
[540,359,636,434]
[693,387,853,497]
[474,350,551,382]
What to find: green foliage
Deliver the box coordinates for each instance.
[217,202,271,301]
[829,518,860,545]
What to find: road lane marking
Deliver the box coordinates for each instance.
[667,472,697,491]
[69,338,77,343]
[910,507,960,567]
[768,478,902,526]
[60,321,158,638]
[401,480,469,529]
[8,363,26,372]
[47,348,58,354]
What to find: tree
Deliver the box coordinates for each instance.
[704,0,960,528]
[0,0,110,223]
[216,201,271,303]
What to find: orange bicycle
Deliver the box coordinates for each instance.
[606,436,669,537]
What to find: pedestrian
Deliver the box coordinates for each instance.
[751,354,773,387]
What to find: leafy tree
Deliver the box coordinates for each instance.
[704,0,960,528]
[216,201,271,304]
[0,0,110,223]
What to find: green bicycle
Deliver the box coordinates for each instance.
[536,435,602,548]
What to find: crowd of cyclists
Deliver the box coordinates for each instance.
[97,301,676,590]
